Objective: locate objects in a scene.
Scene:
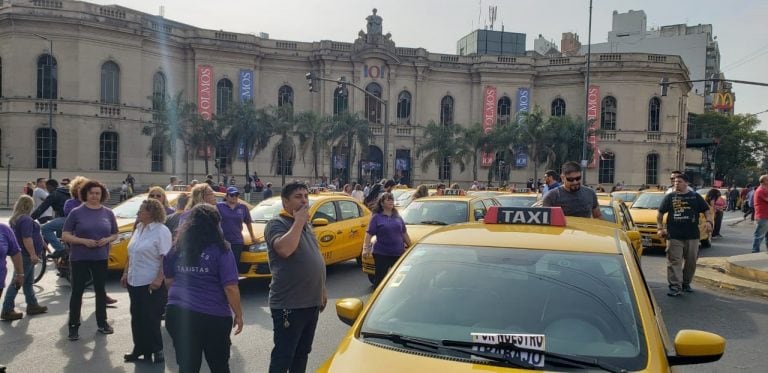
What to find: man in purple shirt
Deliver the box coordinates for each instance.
[217,187,256,273]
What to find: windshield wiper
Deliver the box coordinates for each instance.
[442,339,627,373]
[360,332,534,369]
[419,220,448,225]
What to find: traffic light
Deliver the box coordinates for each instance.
[305,72,316,92]
[660,78,669,97]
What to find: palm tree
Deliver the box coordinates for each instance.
[457,122,491,183]
[188,116,223,176]
[416,121,468,185]
[548,114,594,172]
[516,107,556,184]
[295,110,329,181]
[219,102,272,182]
[269,106,297,187]
[144,91,196,175]
[326,112,372,185]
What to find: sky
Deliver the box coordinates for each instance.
[91,0,768,127]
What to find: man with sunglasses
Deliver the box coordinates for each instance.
[542,161,602,219]
[665,170,692,194]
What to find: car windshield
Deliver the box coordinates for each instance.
[495,195,537,208]
[360,245,647,371]
[394,190,415,207]
[112,196,146,218]
[631,193,665,209]
[401,200,468,225]
[611,192,638,202]
[250,198,315,222]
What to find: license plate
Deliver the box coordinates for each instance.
[641,236,652,246]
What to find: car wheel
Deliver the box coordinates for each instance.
[367,274,375,284]
[355,255,362,266]
[700,238,711,248]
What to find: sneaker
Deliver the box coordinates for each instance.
[682,285,694,293]
[98,323,114,335]
[105,296,118,305]
[68,324,80,341]
[1,310,23,321]
[26,304,48,315]
[667,288,682,297]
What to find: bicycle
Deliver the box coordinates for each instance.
[33,244,92,286]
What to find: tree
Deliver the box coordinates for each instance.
[548,114,595,172]
[457,122,490,183]
[144,91,196,175]
[269,106,297,187]
[295,110,329,181]
[219,102,272,183]
[326,112,371,184]
[188,116,223,176]
[416,121,469,185]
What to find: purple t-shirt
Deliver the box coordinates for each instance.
[163,244,239,317]
[63,205,119,261]
[165,206,175,216]
[63,199,82,216]
[366,212,408,256]
[216,202,252,245]
[0,224,22,289]
[13,215,45,255]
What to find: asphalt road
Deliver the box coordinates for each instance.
[1,210,767,372]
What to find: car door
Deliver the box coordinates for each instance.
[311,200,339,263]
[335,199,368,263]
[618,202,644,257]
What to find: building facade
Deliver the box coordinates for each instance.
[0,0,692,195]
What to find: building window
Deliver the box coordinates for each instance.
[600,96,617,130]
[277,145,294,175]
[333,86,348,115]
[99,131,119,170]
[278,85,293,109]
[646,153,659,185]
[1,57,3,98]
[648,97,661,132]
[152,72,166,104]
[36,128,57,169]
[598,152,615,184]
[439,157,451,181]
[396,90,411,124]
[37,54,58,99]
[150,137,164,172]
[216,78,233,116]
[497,96,511,125]
[440,95,454,126]
[100,61,120,104]
[551,98,566,117]
[365,83,382,123]
[215,141,230,174]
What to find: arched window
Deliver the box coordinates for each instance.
[646,153,659,185]
[333,86,348,115]
[551,98,566,117]
[151,136,164,172]
[216,78,233,116]
[152,72,166,105]
[439,157,451,181]
[396,90,411,124]
[598,151,615,184]
[648,97,661,132]
[278,85,293,108]
[276,145,294,176]
[1,57,4,98]
[440,95,454,126]
[100,61,120,104]
[36,128,57,169]
[600,96,617,130]
[365,83,382,123]
[497,96,511,125]
[37,54,58,99]
[99,132,119,170]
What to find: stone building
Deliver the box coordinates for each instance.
[0,0,692,198]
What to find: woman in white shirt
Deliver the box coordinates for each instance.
[120,198,172,364]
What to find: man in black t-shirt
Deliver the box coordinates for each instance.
[542,161,602,219]
[657,174,712,296]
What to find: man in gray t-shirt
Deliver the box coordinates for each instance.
[265,182,327,373]
[542,161,602,219]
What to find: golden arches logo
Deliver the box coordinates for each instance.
[712,92,734,110]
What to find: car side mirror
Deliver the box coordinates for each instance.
[668,330,725,366]
[312,218,329,227]
[336,298,364,326]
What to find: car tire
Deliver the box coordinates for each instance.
[355,256,362,266]
[367,274,375,284]
[700,238,711,248]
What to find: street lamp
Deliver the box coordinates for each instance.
[6,154,14,207]
[33,33,54,179]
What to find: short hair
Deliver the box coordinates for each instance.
[140,198,166,223]
[79,180,109,203]
[281,181,308,199]
[383,179,397,188]
[45,179,59,188]
[675,174,689,183]
[671,170,682,175]
[561,161,581,174]
[759,175,768,184]
[545,170,558,178]
[36,177,46,184]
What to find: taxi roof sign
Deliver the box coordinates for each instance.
[484,206,566,226]
[437,189,466,196]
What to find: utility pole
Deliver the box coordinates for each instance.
[34,33,54,179]
[581,0,593,185]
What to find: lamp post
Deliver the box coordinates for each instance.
[33,33,54,179]
[581,0,594,185]
[5,154,13,207]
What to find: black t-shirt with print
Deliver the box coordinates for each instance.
[658,191,709,240]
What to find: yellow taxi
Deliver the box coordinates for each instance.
[238,193,371,278]
[629,191,713,251]
[108,190,250,270]
[597,196,644,257]
[321,207,725,372]
[361,190,500,282]
[611,191,643,207]
[495,193,539,208]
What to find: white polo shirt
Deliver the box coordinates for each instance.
[126,222,172,286]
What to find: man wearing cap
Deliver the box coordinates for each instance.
[657,173,712,296]
[217,187,256,274]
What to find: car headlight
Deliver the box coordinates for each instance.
[248,242,268,253]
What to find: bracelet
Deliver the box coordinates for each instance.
[16,273,24,276]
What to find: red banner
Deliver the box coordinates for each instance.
[481,86,497,167]
[586,85,600,168]
[197,65,213,120]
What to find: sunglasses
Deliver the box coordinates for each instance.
[149,194,162,198]
[228,193,239,197]
[565,176,582,182]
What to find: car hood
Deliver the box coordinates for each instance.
[405,224,445,243]
[629,208,661,224]
[116,217,136,233]
[241,222,266,245]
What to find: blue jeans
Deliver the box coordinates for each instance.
[2,254,39,312]
[751,219,768,253]
[41,217,65,252]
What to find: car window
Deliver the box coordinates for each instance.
[496,195,537,208]
[599,205,617,223]
[472,201,487,220]
[313,202,337,223]
[338,200,362,220]
[631,193,665,209]
[361,245,646,371]
[250,198,283,222]
[402,201,469,225]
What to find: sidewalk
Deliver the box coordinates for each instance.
[694,213,768,298]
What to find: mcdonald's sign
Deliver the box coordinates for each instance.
[712,91,734,111]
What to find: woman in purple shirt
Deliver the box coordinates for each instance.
[363,192,412,287]
[164,204,244,372]
[147,186,176,215]
[2,195,48,321]
[62,180,119,341]
[216,187,256,274]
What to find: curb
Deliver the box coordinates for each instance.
[695,264,768,298]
